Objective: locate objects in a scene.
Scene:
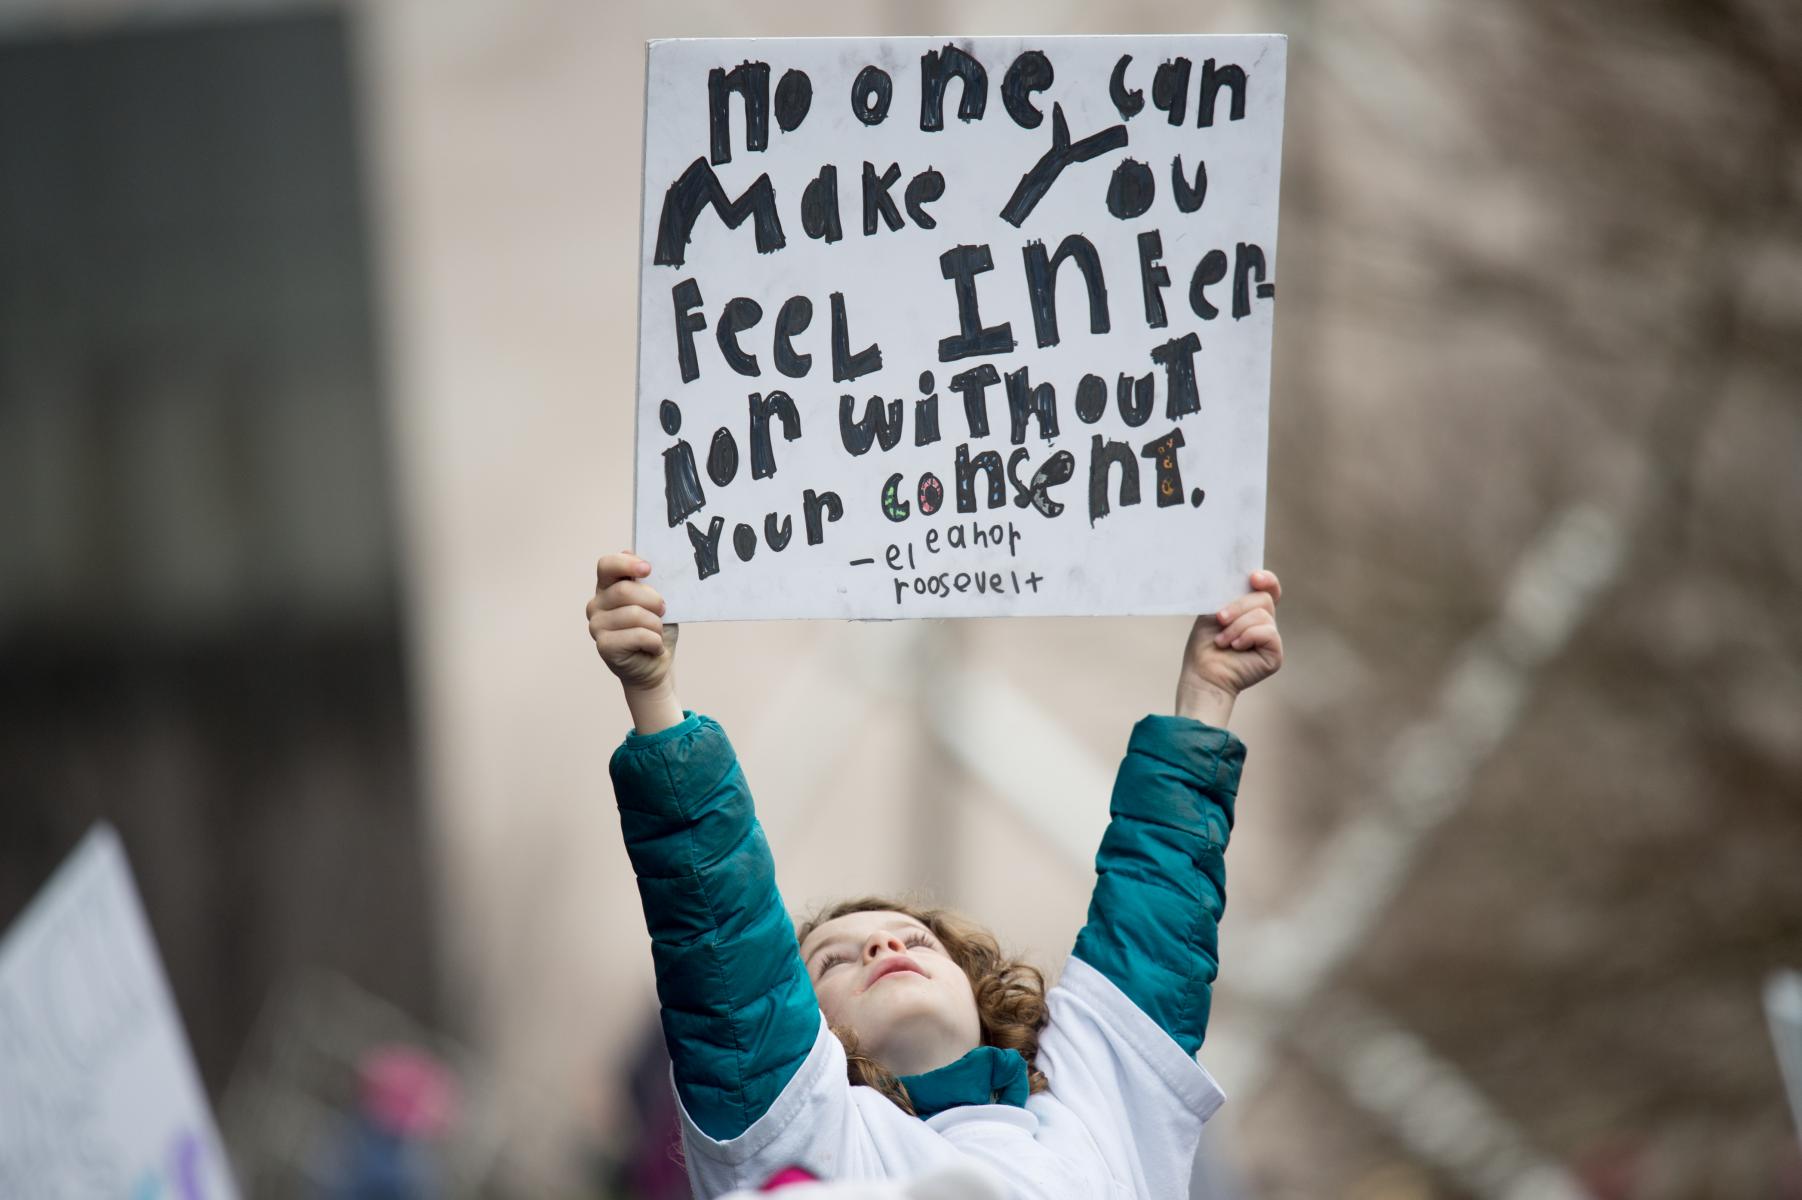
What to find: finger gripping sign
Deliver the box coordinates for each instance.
[635,35,1286,620]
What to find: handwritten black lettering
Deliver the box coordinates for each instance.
[1001,50,1053,129]
[774,68,812,132]
[1022,234,1110,348]
[1234,241,1275,316]
[1152,58,1191,125]
[1106,158,1155,220]
[1137,231,1170,328]
[1075,373,1108,424]
[801,164,843,243]
[1004,366,1059,444]
[672,279,706,382]
[654,159,785,268]
[851,64,893,125]
[1151,331,1203,419]
[955,443,1007,512]
[1172,156,1207,212]
[707,427,740,486]
[803,488,844,544]
[748,390,800,479]
[949,363,1001,437]
[863,161,905,234]
[773,296,813,377]
[831,292,883,381]
[1087,435,1140,525]
[999,104,1129,227]
[1109,54,1145,119]
[840,393,905,456]
[687,515,725,578]
[920,44,988,130]
[664,438,705,527]
[709,61,770,164]
[1190,249,1228,319]
[1197,58,1247,127]
[937,244,1016,362]
[716,296,763,376]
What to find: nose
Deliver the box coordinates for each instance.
[863,929,909,960]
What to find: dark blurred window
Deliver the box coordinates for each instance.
[0,8,434,1088]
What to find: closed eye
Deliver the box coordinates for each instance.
[903,931,935,950]
[815,952,851,977]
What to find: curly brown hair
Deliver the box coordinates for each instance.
[794,896,1051,1116]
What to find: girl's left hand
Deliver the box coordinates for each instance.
[1177,570,1284,714]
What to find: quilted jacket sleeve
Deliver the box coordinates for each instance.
[1071,715,1245,1056]
[608,713,820,1140]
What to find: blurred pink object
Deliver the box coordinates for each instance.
[358,1045,458,1139]
[761,1166,822,1190]
[717,1163,1006,1199]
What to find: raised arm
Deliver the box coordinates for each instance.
[589,553,819,1140]
[1071,571,1284,1055]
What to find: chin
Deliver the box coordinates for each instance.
[854,993,979,1073]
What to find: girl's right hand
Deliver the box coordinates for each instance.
[588,552,678,693]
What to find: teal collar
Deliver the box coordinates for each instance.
[896,1046,1030,1119]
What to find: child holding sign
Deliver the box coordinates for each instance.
[589,552,1282,1197]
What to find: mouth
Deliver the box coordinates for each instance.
[863,956,926,991]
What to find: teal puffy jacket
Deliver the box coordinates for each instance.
[609,711,1244,1140]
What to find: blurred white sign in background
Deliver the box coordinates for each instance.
[0,825,239,1200]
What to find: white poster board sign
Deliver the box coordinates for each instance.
[635,35,1286,620]
[0,825,239,1200]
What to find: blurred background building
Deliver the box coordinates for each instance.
[2,0,1799,1196]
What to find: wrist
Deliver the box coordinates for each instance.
[1174,676,1236,727]
[623,677,683,735]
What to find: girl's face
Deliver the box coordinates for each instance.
[799,909,981,1077]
